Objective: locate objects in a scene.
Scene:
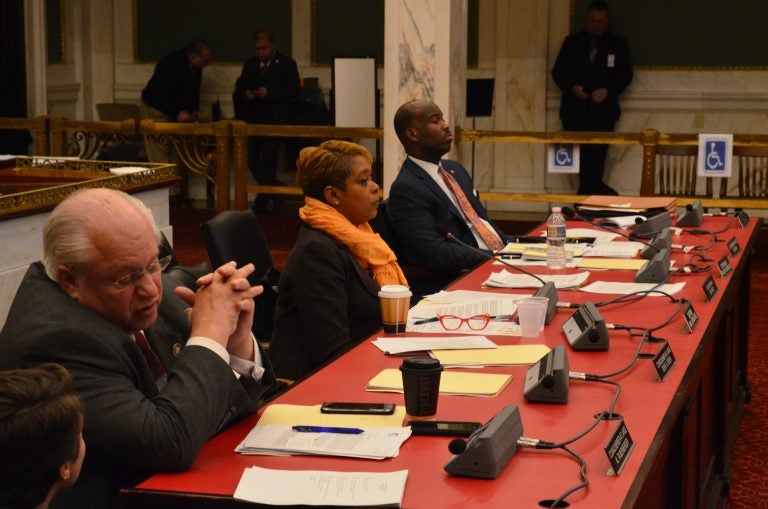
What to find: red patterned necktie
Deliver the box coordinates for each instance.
[439,166,505,251]
[134,331,166,380]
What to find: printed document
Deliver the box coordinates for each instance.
[234,466,408,507]
[484,270,590,289]
[371,335,497,354]
[235,425,411,459]
[580,281,686,296]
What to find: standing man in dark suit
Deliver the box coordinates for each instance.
[141,39,211,124]
[233,28,301,213]
[141,39,212,164]
[388,99,508,295]
[551,0,632,195]
[0,188,277,508]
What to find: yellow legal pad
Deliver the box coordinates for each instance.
[431,344,551,367]
[366,369,513,397]
[256,404,406,428]
[577,258,649,270]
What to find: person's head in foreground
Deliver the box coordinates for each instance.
[297,140,381,226]
[0,363,85,509]
[42,187,166,333]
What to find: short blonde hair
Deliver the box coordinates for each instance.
[296,140,372,201]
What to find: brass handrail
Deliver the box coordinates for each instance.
[4,116,768,211]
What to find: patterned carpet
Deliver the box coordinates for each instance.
[169,205,767,506]
[728,232,768,508]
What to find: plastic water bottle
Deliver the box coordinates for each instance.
[547,207,567,269]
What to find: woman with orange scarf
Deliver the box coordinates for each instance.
[269,141,408,380]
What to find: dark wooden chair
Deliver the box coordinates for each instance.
[654,144,724,198]
[731,146,768,198]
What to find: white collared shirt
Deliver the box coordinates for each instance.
[134,332,266,382]
[408,156,501,250]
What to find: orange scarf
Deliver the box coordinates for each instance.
[299,197,408,288]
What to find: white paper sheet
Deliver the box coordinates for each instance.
[580,281,686,295]
[483,270,590,289]
[235,424,411,459]
[234,466,408,507]
[371,335,497,354]
[583,242,644,258]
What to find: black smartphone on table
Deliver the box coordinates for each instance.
[407,420,482,437]
[320,402,396,415]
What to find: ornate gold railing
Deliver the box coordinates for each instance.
[4,116,768,211]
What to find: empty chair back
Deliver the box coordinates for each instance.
[654,145,698,196]
[201,210,279,340]
[654,144,724,198]
[369,199,403,257]
[733,145,768,198]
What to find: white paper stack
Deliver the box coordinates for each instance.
[235,424,411,459]
[484,270,590,289]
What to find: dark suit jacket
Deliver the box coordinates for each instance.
[0,263,274,509]
[387,158,506,286]
[270,226,381,381]
[551,29,633,129]
[233,51,301,124]
[141,47,201,120]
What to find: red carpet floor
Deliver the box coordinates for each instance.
[169,205,767,506]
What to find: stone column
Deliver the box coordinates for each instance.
[490,0,549,214]
[81,0,116,119]
[382,0,467,195]
[24,0,47,118]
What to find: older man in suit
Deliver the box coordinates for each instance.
[0,188,277,508]
[387,99,508,296]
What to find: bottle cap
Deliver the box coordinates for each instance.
[552,206,561,213]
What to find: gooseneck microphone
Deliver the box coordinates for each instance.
[435,224,560,324]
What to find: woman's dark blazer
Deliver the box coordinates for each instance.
[270,225,381,380]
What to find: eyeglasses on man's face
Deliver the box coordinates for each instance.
[438,314,491,331]
[109,255,173,289]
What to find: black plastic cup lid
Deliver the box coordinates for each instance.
[400,358,443,371]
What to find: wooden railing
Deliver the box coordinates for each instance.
[3,116,768,212]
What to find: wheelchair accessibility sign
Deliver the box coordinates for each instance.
[697,134,732,177]
[548,143,580,174]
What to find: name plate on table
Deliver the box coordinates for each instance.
[737,211,749,229]
[717,256,733,278]
[653,342,676,381]
[682,302,699,333]
[727,237,741,256]
[702,275,718,301]
[604,421,635,476]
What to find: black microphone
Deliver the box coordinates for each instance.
[448,438,467,454]
[676,200,704,227]
[629,212,673,240]
[561,208,672,283]
[561,207,668,259]
[435,224,560,324]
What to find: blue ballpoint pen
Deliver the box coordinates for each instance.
[292,425,364,434]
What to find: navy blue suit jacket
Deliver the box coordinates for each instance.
[387,158,506,281]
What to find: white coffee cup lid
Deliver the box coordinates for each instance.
[378,284,412,298]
